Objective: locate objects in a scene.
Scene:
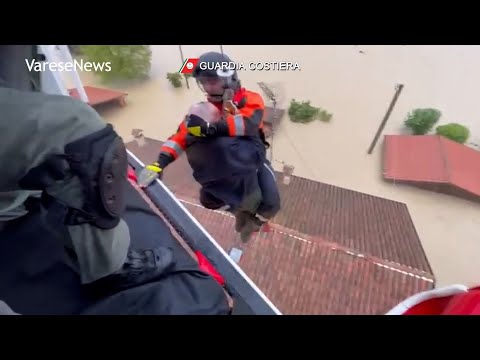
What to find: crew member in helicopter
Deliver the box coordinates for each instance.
[140,51,281,242]
[0,45,175,295]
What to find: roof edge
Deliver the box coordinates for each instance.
[175,193,436,281]
[437,135,452,184]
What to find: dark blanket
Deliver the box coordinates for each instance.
[185,136,266,212]
[0,183,230,315]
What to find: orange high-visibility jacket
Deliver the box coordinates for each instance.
[159,88,265,162]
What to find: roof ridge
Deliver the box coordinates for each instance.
[437,135,452,183]
[175,195,435,282]
[269,222,434,280]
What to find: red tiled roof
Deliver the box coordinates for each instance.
[383,135,480,199]
[180,199,433,314]
[273,174,430,272]
[125,137,435,314]
[69,86,127,106]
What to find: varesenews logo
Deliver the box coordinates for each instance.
[25,58,112,72]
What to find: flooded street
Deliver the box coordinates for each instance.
[80,45,480,288]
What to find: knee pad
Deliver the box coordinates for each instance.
[19,124,128,230]
[63,124,128,229]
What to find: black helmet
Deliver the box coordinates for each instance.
[0,45,39,92]
[192,51,241,102]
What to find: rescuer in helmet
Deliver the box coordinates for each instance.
[0,45,174,294]
[139,51,281,242]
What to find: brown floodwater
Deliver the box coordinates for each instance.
[78,45,480,288]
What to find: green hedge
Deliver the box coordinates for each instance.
[288,99,332,123]
[436,123,470,144]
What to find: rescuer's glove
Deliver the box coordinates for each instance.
[186,114,219,137]
[137,154,172,188]
[138,162,163,188]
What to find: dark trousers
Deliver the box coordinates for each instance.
[255,160,281,219]
[199,160,280,220]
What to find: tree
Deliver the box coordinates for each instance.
[166,72,183,88]
[436,123,470,144]
[404,108,441,135]
[80,45,152,83]
[287,99,332,124]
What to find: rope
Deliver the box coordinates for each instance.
[269,103,276,163]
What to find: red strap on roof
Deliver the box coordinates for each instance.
[128,167,138,182]
[194,250,225,286]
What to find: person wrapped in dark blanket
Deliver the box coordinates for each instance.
[0,45,231,315]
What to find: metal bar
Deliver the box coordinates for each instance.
[367,84,404,155]
[178,45,189,89]
[38,45,70,97]
[126,150,282,315]
[58,45,89,102]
